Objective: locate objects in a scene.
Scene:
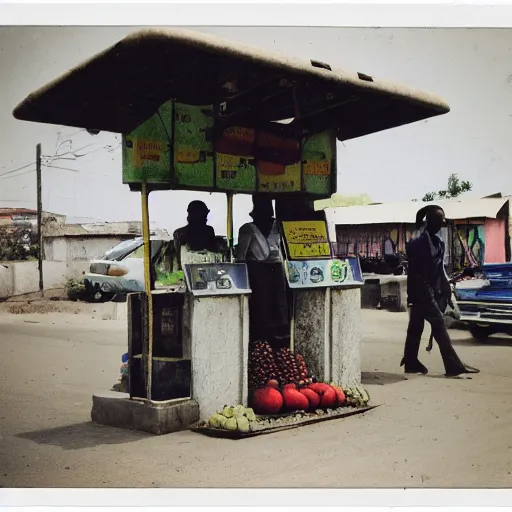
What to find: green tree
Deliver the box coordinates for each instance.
[421,173,472,202]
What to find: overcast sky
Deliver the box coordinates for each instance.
[1,27,511,234]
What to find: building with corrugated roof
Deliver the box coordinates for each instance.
[319,196,511,272]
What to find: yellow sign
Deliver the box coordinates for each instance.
[282,220,331,259]
[217,153,245,172]
[176,148,201,164]
[258,162,301,193]
[134,139,164,168]
[303,160,331,176]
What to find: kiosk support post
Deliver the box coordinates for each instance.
[226,192,234,259]
[141,182,154,401]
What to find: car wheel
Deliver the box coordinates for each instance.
[90,287,105,303]
[89,284,112,303]
[468,324,495,341]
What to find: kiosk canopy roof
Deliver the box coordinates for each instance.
[13,29,449,140]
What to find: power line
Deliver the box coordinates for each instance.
[65,128,87,139]
[0,199,35,203]
[0,162,36,178]
[46,164,79,173]
[0,157,56,178]
[0,169,36,180]
[46,142,95,160]
[0,135,121,179]
[0,162,80,181]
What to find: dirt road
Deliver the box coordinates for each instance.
[0,304,511,488]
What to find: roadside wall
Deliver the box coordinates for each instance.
[44,235,126,264]
[1,236,132,299]
[0,261,68,299]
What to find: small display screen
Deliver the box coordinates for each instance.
[183,263,251,296]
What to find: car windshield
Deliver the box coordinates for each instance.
[102,238,166,261]
[103,239,143,261]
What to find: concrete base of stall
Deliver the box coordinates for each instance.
[91,391,199,435]
[184,293,250,421]
[293,286,362,388]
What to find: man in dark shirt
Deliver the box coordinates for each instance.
[173,200,217,269]
[401,205,480,377]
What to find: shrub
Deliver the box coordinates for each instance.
[64,277,87,302]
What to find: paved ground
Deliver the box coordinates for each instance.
[1,301,511,488]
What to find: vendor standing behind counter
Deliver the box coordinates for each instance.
[237,195,289,345]
[173,200,218,270]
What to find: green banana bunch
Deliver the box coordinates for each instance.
[208,404,257,432]
[343,386,370,407]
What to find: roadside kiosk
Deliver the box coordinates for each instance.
[13,29,450,433]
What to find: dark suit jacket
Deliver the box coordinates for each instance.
[406,232,451,307]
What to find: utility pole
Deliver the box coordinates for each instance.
[36,143,44,297]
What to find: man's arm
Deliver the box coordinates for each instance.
[236,224,253,262]
[439,239,453,302]
[407,237,434,302]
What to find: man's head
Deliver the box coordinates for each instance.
[187,200,210,226]
[416,205,445,235]
[250,195,274,224]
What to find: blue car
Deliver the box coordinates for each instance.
[455,263,512,340]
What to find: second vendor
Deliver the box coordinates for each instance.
[237,195,289,345]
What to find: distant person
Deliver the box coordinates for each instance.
[173,200,217,269]
[401,205,480,377]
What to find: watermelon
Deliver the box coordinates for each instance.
[282,388,309,412]
[252,387,283,415]
[299,388,321,410]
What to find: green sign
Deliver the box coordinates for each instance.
[215,126,256,192]
[173,103,214,188]
[122,101,337,198]
[122,101,172,186]
[302,132,336,195]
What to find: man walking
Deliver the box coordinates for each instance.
[401,205,480,377]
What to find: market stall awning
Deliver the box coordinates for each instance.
[13,29,450,140]
[322,198,510,226]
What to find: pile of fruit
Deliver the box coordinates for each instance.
[206,383,371,433]
[249,341,311,389]
[341,386,370,407]
[208,405,257,433]
[247,340,370,415]
[250,380,365,415]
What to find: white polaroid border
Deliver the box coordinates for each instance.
[0,0,511,27]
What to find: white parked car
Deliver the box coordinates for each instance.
[83,236,178,302]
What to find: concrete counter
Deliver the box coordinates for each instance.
[293,286,362,388]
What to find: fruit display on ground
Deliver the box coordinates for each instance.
[207,405,258,433]
[200,385,373,437]
[200,340,371,437]
[203,384,370,435]
[247,339,370,416]
[249,340,313,390]
[250,380,370,415]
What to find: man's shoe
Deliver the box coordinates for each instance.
[445,364,480,377]
[400,357,428,374]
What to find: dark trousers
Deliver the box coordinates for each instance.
[404,298,466,374]
[247,262,289,343]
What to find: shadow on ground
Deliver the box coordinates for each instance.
[451,335,512,348]
[361,371,408,386]
[16,421,150,450]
